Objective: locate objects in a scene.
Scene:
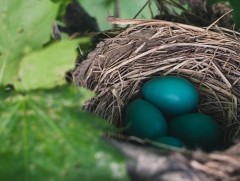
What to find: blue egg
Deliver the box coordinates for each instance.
[142,76,199,116]
[168,113,223,151]
[124,99,168,139]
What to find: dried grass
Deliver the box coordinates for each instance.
[73,19,240,145]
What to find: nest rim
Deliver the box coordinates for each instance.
[73,20,240,149]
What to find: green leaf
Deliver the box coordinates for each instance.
[14,40,78,91]
[229,0,240,28]
[79,0,158,30]
[0,85,129,181]
[51,0,71,20]
[0,0,59,85]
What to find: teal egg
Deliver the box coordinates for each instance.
[124,99,167,139]
[142,76,199,116]
[154,136,185,148]
[169,113,223,151]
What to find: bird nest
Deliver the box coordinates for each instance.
[73,19,240,180]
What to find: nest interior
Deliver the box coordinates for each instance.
[73,20,240,146]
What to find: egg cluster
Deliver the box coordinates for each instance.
[124,76,223,151]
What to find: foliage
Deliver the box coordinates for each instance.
[2,0,237,180]
[0,0,129,180]
[0,86,127,181]
[0,0,59,85]
[51,0,71,19]
[79,0,158,30]
[14,40,78,91]
[78,0,239,30]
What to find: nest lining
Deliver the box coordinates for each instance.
[73,20,240,145]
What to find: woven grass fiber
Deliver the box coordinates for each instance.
[73,19,240,146]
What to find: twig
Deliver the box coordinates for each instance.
[113,0,120,28]
[207,9,233,31]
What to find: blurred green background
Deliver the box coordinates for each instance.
[79,0,158,30]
